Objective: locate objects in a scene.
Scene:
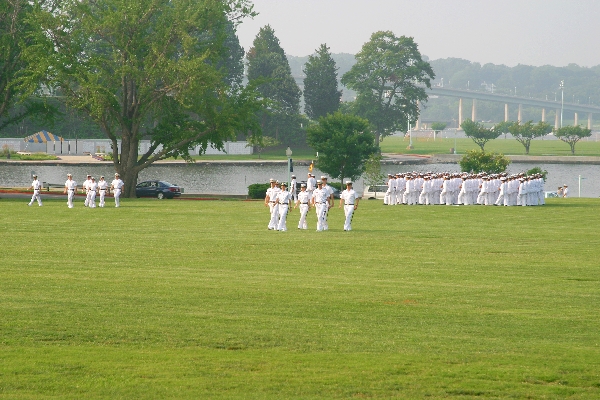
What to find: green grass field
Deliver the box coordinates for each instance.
[1,197,599,398]
[185,137,600,161]
[381,136,600,157]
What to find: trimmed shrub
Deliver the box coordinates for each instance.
[248,183,270,199]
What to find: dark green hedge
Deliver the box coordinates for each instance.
[248,183,270,199]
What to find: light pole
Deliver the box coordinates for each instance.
[560,80,564,128]
[286,146,292,187]
[407,116,413,149]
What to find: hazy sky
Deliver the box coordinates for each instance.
[236,0,600,67]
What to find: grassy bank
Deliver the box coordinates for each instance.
[381,136,600,157]
[1,198,599,398]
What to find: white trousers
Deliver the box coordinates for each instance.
[86,191,96,208]
[316,204,327,231]
[343,205,355,231]
[298,204,309,229]
[89,191,97,208]
[268,202,279,229]
[29,190,42,206]
[99,190,106,207]
[114,189,121,207]
[277,204,289,231]
[67,190,75,208]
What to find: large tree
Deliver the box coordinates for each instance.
[461,119,501,151]
[506,120,552,154]
[341,31,434,144]
[246,25,304,145]
[553,125,592,155]
[303,44,341,120]
[307,112,377,184]
[0,0,56,132]
[23,0,260,197]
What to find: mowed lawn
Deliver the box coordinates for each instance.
[1,197,599,398]
[381,136,600,157]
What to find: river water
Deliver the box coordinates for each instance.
[1,162,598,197]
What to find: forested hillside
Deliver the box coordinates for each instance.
[288,54,600,126]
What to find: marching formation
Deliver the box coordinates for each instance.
[27,173,124,208]
[265,173,360,232]
[382,172,547,206]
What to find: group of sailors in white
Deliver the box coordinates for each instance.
[383,172,547,207]
[28,173,124,208]
[265,173,360,231]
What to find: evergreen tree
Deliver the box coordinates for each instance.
[303,44,341,120]
[246,25,304,145]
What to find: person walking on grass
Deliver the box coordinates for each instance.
[320,176,334,230]
[294,183,310,230]
[110,173,124,207]
[28,174,43,206]
[64,173,77,208]
[98,176,109,207]
[265,178,280,230]
[87,177,98,208]
[276,182,292,231]
[312,180,327,232]
[339,181,359,231]
[82,174,92,207]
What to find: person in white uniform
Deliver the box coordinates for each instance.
[276,182,292,231]
[265,178,279,230]
[384,174,393,205]
[339,181,359,231]
[562,185,569,198]
[97,176,109,207]
[87,177,98,208]
[290,175,297,202]
[28,174,43,206]
[311,180,327,232]
[63,173,77,208]
[82,174,92,206]
[110,173,124,207]
[294,183,310,230]
[321,176,334,230]
[306,173,316,198]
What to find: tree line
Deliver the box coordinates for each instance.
[1,0,435,195]
[461,119,592,155]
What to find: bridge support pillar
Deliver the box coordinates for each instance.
[471,99,477,121]
[555,110,560,129]
[504,104,509,121]
[518,104,522,122]
[588,113,593,129]
[542,108,546,122]
[458,98,463,128]
[574,112,579,126]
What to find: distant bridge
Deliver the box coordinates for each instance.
[419,86,599,129]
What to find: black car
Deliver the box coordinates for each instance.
[135,180,182,199]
